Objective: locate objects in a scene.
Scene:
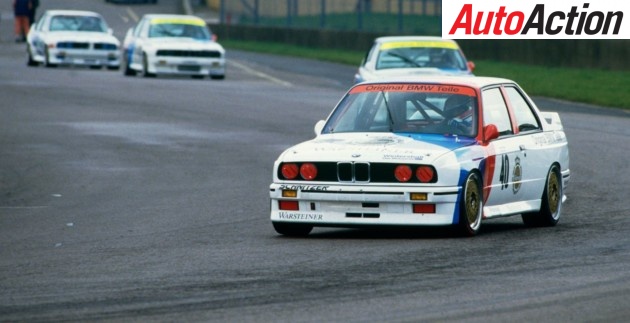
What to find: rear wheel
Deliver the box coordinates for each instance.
[272,222,313,237]
[457,172,483,236]
[210,74,225,80]
[522,165,562,227]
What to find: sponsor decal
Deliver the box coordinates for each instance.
[383,154,424,161]
[512,157,522,194]
[278,212,324,221]
[380,41,460,50]
[279,184,329,192]
[151,18,206,26]
[350,84,477,96]
[442,0,629,39]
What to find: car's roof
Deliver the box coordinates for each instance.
[44,10,102,17]
[358,76,516,90]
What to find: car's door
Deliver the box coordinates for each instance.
[481,87,527,214]
[130,18,149,67]
[502,85,547,204]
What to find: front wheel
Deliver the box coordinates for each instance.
[44,49,57,68]
[27,46,38,66]
[522,165,562,227]
[272,222,313,237]
[457,172,483,236]
[142,53,156,78]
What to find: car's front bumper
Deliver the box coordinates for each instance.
[148,56,225,76]
[269,183,462,227]
[48,48,120,67]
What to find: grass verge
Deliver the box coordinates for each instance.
[223,39,630,110]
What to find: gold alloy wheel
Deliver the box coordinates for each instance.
[465,176,481,225]
[547,171,560,216]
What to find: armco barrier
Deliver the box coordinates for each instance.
[210,24,630,71]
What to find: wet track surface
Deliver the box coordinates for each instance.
[1,1,630,322]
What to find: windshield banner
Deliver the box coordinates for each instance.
[442,0,629,39]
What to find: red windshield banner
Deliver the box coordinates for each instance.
[350,83,477,97]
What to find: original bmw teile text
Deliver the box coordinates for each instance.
[442,0,629,39]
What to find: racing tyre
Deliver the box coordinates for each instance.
[44,49,57,68]
[142,54,156,78]
[522,165,562,227]
[27,46,38,67]
[272,222,313,237]
[457,172,483,236]
[210,74,225,80]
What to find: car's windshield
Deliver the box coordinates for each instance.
[148,23,210,40]
[376,47,468,71]
[49,15,108,32]
[322,84,478,137]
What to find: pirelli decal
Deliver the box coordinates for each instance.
[350,84,477,97]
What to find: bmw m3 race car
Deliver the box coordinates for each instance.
[122,14,225,79]
[270,77,570,236]
[26,10,121,69]
[353,36,475,84]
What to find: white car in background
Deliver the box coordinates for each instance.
[122,14,226,79]
[26,10,121,69]
[354,36,475,83]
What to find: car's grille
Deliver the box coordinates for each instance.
[94,43,117,50]
[156,50,221,58]
[337,162,370,182]
[56,42,89,49]
[178,65,201,72]
[278,162,437,183]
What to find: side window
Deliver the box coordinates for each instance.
[505,87,541,132]
[482,88,513,136]
[135,19,147,37]
[364,44,377,67]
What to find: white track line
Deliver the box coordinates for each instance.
[229,60,293,87]
[126,7,139,23]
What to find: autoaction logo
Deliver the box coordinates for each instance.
[442,0,629,39]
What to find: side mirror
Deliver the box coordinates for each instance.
[483,124,499,143]
[467,61,476,72]
[314,120,326,136]
[108,28,114,35]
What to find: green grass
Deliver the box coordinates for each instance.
[223,40,630,110]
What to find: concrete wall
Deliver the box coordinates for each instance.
[211,23,630,70]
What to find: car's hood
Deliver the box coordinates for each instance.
[44,31,119,44]
[280,132,477,164]
[144,38,224,52]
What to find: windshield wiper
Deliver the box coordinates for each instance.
[387,51,421,67]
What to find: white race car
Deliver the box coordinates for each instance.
[122,14,226,79]
[270,77,570,236]
[26,10,121,69]
[354,36,475,84]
